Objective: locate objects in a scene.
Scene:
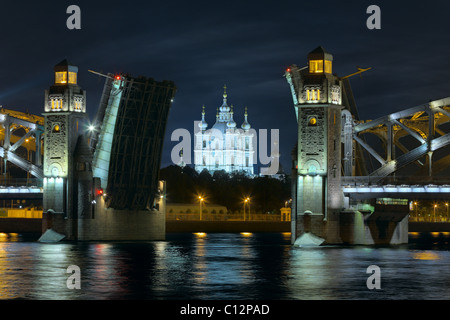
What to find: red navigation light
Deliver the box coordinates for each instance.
[115,75,121,80]
[286,67,291,72]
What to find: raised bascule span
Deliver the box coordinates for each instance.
[90,73,123,191]
[0,60,176,241]
[285,46,449,245]
[90,72,176,212]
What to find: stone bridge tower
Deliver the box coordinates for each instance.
[42,59,89,240]
[286,46,344,245]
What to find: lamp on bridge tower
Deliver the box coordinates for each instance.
[42,59,90,240]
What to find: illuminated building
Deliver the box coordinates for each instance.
[194,86,255,176]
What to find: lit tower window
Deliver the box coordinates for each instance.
[54,59,78,85]
[306,88,321,102]
[55,71,67,84]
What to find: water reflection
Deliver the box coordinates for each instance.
[189,232,260,299]
[0,233,19,242]
[412,251,440,260]
[0,232,448,299]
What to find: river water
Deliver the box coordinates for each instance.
[0,232,449,300]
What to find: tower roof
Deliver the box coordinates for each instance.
[54,59,78,73]
[307,46,333,61]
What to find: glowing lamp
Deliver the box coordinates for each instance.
[96,188,103,196]
[286,67,291,72]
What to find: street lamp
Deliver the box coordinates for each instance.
[244,199,248,221]
[433,204,437,222]
[198,196,204,220]
[446,203,449,222]
[246,197,251,221]
[413,201,418,221]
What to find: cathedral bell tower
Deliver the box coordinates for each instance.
[42,59,89,239]
[286,46,343,244]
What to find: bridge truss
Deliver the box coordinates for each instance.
[0,108,44,180]
[342,97,450,185]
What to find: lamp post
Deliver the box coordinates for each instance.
[246,197,251,221]
[198,196,204,221]
[433,204,437,222]
[414,202,418,222]
[446,203,449,222]
[244,199,248,221]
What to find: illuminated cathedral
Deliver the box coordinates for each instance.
[194,86,255,176]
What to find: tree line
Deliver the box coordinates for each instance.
[159,165,291,214]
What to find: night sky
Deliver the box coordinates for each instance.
[1,0,449,173]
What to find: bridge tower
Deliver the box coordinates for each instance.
[286,46,344,244]
[286,47,413,246]
[42,59,90,239]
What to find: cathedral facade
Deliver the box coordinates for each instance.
[194,86,254,176]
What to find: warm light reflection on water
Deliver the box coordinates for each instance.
[0,232,448,299]
[412,251,440,260]
[193,232,206,238]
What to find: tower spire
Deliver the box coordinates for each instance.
[241,106,251,131]
[199,105,208,131]
[223,84,227,100]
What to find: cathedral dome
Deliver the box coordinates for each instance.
[219,87,230,112]
[199,105,208,131]
[199,120,208,131]
[227,105,236,129]
[241,107,251,131]
[227,119,236,129]
[241,121,250,131]
[212,122,227,133]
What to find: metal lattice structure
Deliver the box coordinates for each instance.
[96,75,176,210]
[344,97,450,185]
[0,108,44,179]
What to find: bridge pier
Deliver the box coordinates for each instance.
[292,207,409,246]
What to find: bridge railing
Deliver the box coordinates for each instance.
[342,176,450,186]
[167,212,286,222]
[0,178,43,188]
